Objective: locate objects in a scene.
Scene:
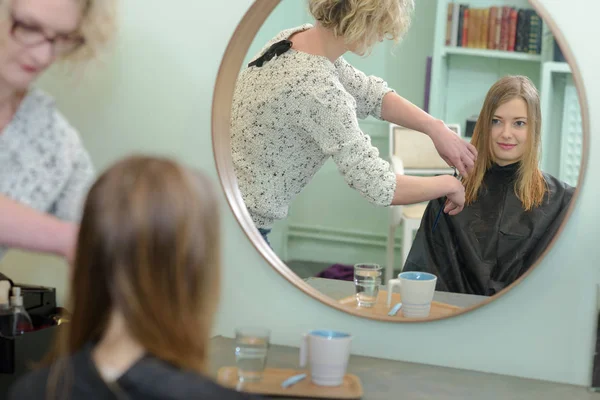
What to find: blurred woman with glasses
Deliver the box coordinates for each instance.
[0,0,116,263]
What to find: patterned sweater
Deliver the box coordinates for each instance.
[231,24,397,229]
[0,88,94,260]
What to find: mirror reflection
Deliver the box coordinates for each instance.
[230,0,582,319]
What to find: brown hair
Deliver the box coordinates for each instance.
[463,75,546,211]
[45,155,221,397]
[308,0,414,54]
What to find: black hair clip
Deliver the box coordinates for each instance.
[248,39,293,68]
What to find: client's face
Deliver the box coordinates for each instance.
[490,98,528,166]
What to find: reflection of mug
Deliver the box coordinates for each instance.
[387,272,437,318]
[299,330,352,386]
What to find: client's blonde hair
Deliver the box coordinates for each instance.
[308,0,415,54]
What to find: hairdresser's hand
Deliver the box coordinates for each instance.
[428,120,477,177]
[443,177,465,216]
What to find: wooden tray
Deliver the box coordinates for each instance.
[217,367,363,399]
[338,289,461,319]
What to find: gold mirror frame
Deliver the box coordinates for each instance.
[212,0,589,322]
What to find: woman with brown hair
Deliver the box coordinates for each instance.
[231,0,477,246]
[8,156,258,399]
[403,75,575,296]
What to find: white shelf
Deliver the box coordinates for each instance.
[543,61,571,74]
[442,46,542,62]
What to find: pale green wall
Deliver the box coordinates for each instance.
[0,0,598,387]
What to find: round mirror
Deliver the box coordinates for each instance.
[212,0,588,321]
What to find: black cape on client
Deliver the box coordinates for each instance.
[403,162,575,296]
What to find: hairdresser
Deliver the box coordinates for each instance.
[230,0,478,245]
[0,0,116,262]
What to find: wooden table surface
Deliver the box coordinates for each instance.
[209,336,600,400]
[305,277,488,308]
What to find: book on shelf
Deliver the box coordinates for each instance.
[445,3,543,54]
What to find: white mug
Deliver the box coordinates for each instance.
[386,271,437,318]
[299,330,352,386]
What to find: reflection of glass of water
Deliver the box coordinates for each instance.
[235,327,270,382]
[354,263,382,308]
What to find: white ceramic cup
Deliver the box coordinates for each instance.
[299,330,352,386]
[386,271,437,318]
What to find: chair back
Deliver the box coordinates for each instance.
[388,124,460,174]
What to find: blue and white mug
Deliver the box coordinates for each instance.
[299,330,352,386]
[386,271,437,318]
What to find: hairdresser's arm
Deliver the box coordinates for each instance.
[393,174,464,215]
[302,86,465,215]
[335,57,393,120]
[0,195,77,261]
[381,92,478,178]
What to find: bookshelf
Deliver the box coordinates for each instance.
[442,46,542,61]
[544,61,571,74]
[428,0,581,184]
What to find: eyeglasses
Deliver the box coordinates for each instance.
[9,13,85,56]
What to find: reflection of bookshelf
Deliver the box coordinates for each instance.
[442,46,541,61]
[429,0,581,185]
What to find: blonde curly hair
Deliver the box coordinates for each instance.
[68,0,117,63]
[0,0,117,64]
[308,0,415,54]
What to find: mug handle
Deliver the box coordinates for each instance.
[387,279,402,307]
[299,333,308,368]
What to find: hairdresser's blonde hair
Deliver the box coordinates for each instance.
[308,0,414,54]
[463,75,546,211]
[0,0,117,63]
[44,155,221,399]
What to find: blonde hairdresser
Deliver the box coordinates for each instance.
[231,0,477,244]
[0,0,116,262]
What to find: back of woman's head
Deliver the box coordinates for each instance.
[57,155,221,373]
[308,0,415,54]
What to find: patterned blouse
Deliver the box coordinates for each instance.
[0,88,94,260]
[231,24,397,229]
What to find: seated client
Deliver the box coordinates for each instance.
[403,75,575,296]
[9,156,258,399]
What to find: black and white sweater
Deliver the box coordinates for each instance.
[0,88,94,259]
[230,24,397,229]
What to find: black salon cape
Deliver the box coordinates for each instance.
[403,163,575,296]
[8,342,261,400]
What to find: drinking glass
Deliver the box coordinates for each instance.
[234,327,270,382]
[354,263,382,308]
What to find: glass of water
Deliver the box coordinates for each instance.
[354,263,382,308]
[234,327,270,382]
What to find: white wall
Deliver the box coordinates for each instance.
[0,0,598,387]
